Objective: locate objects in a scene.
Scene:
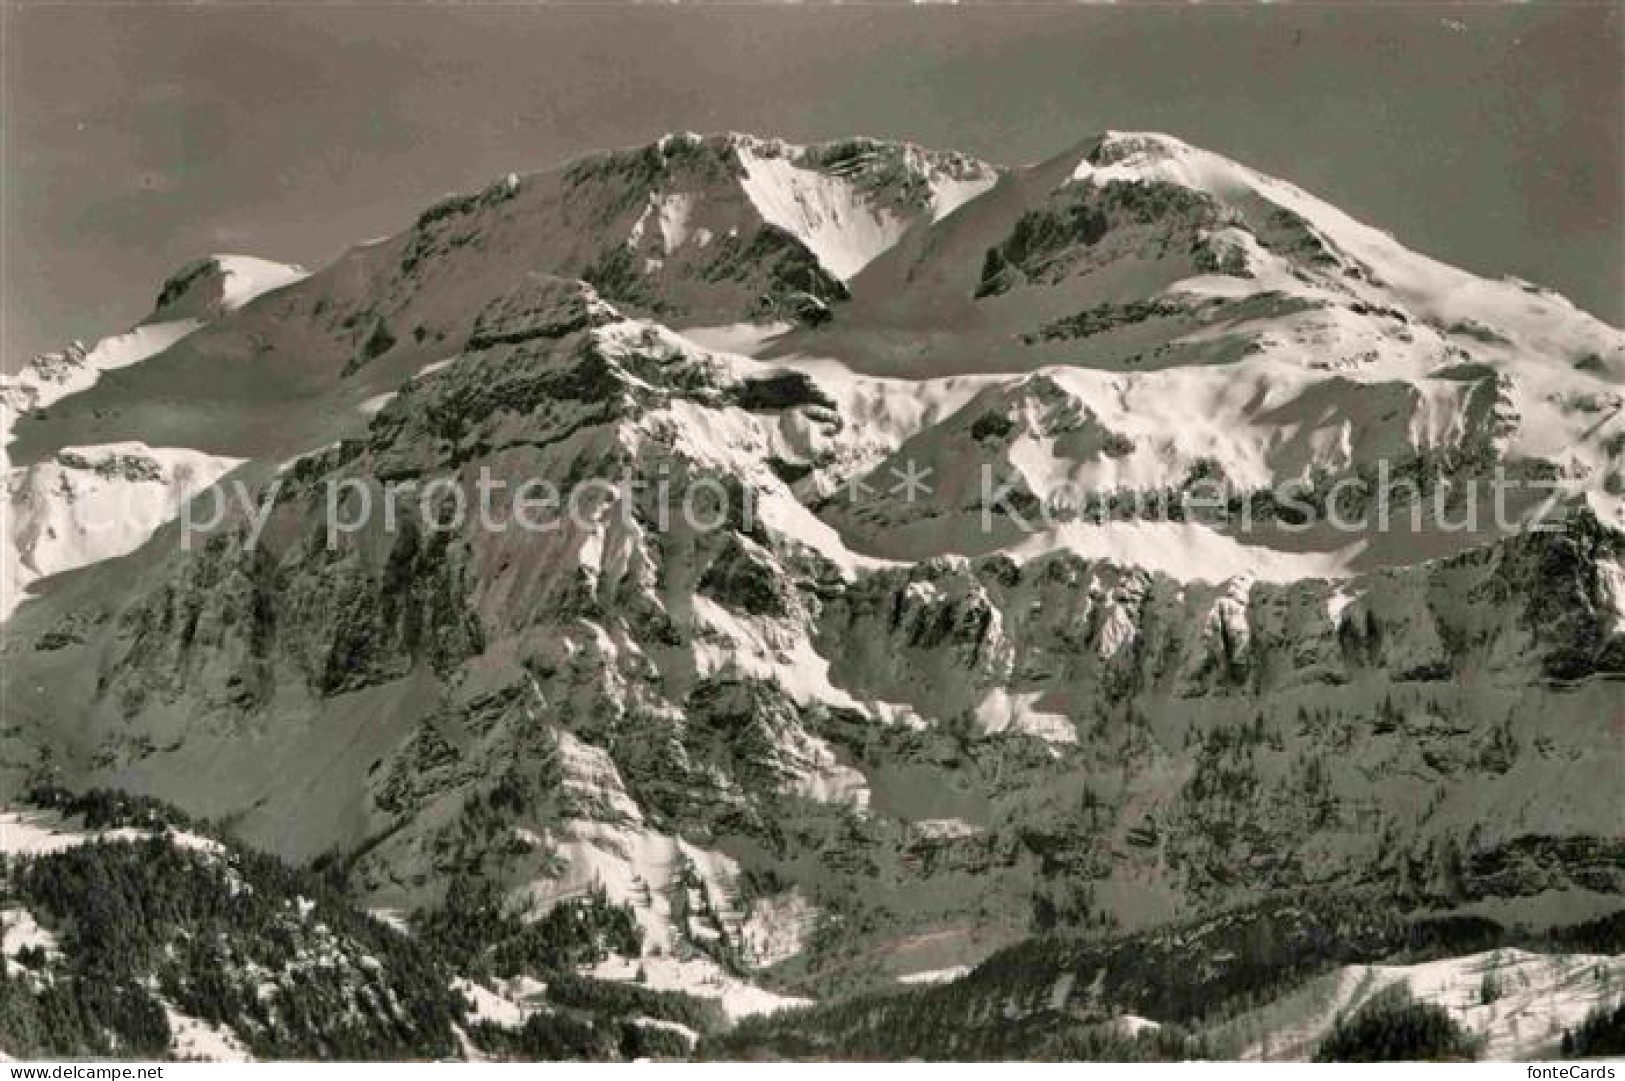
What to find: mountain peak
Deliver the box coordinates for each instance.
[466,274,622,349]
[1091,129,1195,163]
[148,253,308,323]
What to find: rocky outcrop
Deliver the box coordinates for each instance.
[977,180,1232,298]
[466,275,621,348]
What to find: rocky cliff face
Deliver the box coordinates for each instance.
[2,132,1622,1017]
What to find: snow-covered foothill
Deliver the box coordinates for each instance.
[1229,948,1625,1062]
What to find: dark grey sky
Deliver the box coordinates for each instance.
[4,2,1621,366]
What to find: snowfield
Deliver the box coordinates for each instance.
[587,954,811,1022]
[163,1003,253,1063]
[736,137,998,280]
[0,808,225,859]
[1072,132,1622,377]
[895,965,972,986]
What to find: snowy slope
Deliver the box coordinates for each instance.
[2,255,306,443]
[1226,948,1625,1061]
[0,807,225,859]
[0,253,299,620]
[1070,132,1623,377]
[749,129,1625,567]
[162,1003,254,1063]
[3,442,244,619]
[737,137,996,279]
[147,254,309,322]
[818,130,1621,378]
[0,320,201,431]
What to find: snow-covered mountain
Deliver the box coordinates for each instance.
[1,255,302,616]
[2,443,243,620]
[1,131,1621,1061]
[146,254,309,324]
[2,255,307,425]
